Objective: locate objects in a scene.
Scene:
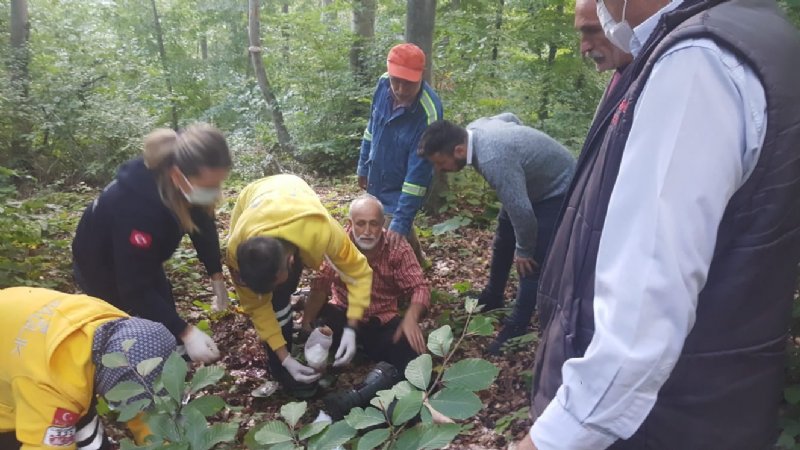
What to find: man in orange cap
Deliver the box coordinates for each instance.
[356,43,443,264]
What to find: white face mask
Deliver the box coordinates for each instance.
[597,0,635,53]
[180,173,221,206]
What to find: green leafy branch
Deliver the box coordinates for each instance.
[101,340,238,450]
[249,298,499,450]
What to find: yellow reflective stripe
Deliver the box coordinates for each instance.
[420,91,438,125]
[363,128,372,141]
[402,182,427,196]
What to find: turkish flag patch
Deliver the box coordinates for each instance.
[129,229,153,249]
[52,408,79,427]
[44,408,79,446]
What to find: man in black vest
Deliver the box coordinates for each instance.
[518,0,800,448]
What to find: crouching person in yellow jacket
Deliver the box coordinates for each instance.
[226,174,372,396]
[0,287,176,450]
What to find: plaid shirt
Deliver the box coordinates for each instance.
[311,229,430,325]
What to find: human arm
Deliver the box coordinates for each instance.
[12,377,85,450]
[304,262,337,329]
[388,96,443,236]
[357,80,380,181]
[188,208,229,310]
[480,161,539,261]
[231,278,287,351]
[390,239,429,354]
[529,43,766,449]
[111,217,187,337]
[188,207,223,276]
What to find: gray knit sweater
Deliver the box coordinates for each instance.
[467,113,575,258]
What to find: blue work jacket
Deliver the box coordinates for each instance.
[357,74,443,236]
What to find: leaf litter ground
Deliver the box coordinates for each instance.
[44,177,537,449]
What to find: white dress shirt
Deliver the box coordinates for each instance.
[530,1,768,448]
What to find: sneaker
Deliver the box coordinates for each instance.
[486,324,527,356]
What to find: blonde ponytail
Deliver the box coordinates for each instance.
[142,124,231,234]
[143,128,178,170]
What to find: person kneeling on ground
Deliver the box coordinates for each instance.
[304,194,430,373]
[226,174,373,397]
[302,194,430,419]
[0,287,177,450]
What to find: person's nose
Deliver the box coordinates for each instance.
[580,37,592,55]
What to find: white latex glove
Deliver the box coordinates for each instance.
[333,327,357,367]
[304,327,333,371]
[282,355,321,384]
[211,278,229,312]
[182,326,221,363]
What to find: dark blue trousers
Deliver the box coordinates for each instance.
[482,195,564,328]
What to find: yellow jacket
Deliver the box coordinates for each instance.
[226,175,372,350]
[0,287,145,449]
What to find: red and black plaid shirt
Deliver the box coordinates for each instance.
[311,229,430,324]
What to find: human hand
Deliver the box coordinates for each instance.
[282,355,322,383]
[181,326,221,363]
[210,277,229,312]
[514,255,539,278]
[393,315,426,354]
[358,175,367,190]
[333,326,357,367]
[384,229,406,247]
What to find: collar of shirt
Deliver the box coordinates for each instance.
[630,0,684,57]
[466,129,474,166]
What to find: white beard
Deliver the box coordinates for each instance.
[355,235,379,250]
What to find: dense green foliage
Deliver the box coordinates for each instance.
[0,0,612,184]
[2,0,800,448]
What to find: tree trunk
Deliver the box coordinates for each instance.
[248,0,295,156]
[349,0,375,87]
[537,2,563,122]
[9,0,31,161]
[405,0,436,83]
[200,34,208,60]
[406,0,445,214]
[150,0,179,130]
[321,0,336,23]
[490,0,505,77]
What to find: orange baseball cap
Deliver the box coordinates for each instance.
[387,43,426,82]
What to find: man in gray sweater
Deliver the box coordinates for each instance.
[418,114,575,354]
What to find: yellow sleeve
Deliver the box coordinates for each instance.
[13,377,84,450]
[326,220,372,320]
[233,282,287,350]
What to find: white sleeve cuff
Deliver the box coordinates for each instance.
[530,398,618,450]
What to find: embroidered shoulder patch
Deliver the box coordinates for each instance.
[129,229,153,249]
[44,408,79,446]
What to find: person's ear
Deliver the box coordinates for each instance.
[346,217,354,229]
[454,143,467,159]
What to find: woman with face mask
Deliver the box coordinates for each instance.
[71,123,232,364]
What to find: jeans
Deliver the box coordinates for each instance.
[482,194,565,329]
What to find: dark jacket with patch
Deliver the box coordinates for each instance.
[530,0,800,448]
[72,158,222,337]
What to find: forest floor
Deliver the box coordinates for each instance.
[23,174,538,449]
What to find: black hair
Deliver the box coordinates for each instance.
[417,120,468,158]
[236,236,290,294]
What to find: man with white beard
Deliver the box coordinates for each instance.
[303,194,430,372]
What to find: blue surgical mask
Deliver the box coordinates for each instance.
[597,0,635,53]
[180,172,221,206]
